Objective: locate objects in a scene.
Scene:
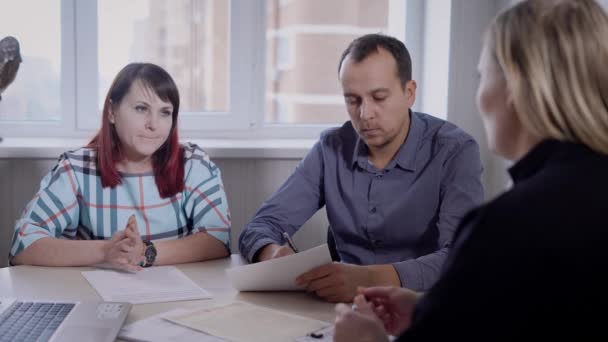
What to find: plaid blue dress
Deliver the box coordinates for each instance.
[9,143,231,259]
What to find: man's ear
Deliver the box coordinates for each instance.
[405,80,417,107]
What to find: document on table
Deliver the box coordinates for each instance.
[82,266,212,304]
[119,308,225,342]
[226,244,331,291]
[165,301,331,342]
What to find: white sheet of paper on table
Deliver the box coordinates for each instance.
[226,244,331,291]
[164,301,331,342]
[119,308,225,342]
[82,266,212,304]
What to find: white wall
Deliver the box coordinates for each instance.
[447,0,608,199]
[447,0,512,200]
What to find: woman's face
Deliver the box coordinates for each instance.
[109,80,174,163]
[476,44,525,161]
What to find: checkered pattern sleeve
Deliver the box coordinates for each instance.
[182,143,231,249]
[10,154,81,260]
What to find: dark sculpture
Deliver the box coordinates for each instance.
[0,36,22,102]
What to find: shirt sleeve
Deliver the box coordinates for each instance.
[393,138,484,291]
[183,147,231,249]
[10,154,81,261]
[238,141,325,262]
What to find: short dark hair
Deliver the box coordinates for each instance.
[338,33,412,86]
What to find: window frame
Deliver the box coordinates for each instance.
[0,0,77,138]
[76,0,261,134]
[0,0,432,140]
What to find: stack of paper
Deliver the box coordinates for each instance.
[120,306,334,342]
[226,244,331,291]
[82,266,212,304]
[165,302,331,342]
[119,309,224,342]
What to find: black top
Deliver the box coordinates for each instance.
[399,140,608,341]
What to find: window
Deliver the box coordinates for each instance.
[0,0,62,122]
[0,0,449,139]
[274,36,294,71]
[80,0,241,131]
[97,0,229,114]
[264,0,406,125]
[420,0,452,119]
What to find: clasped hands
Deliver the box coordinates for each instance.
[101,214,145,272]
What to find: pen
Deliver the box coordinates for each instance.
[282,231,299,253]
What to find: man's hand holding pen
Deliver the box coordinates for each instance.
[282,231,299,253]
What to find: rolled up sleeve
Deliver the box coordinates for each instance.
[239,141,326,262]
[183,148,231,249]
[10,156,80,261]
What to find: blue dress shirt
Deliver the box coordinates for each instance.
[239,112,484,291]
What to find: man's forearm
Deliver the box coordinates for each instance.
[239,223,284,262]
[393,247,449,291]
[368,264,401,287]
[253,242,277,262]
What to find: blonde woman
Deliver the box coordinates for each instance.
[333,0,608,340]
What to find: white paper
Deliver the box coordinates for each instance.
[165,302,330,342]
[226,244,332,291]
[119,309,225,342]
[82,266,212,304]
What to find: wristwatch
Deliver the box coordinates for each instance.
[140,240,157,268]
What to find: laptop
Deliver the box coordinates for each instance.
[0,298,131,342]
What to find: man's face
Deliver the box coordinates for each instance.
[339,48,416,152]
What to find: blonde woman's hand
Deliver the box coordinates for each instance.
[360,286,421,336]
[333,294,389,342]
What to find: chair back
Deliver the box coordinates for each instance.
[327,226,340,261]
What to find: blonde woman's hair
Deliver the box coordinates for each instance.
[487,0,608,154]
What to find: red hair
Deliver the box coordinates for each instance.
[88,63,184,198]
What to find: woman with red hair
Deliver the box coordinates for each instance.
[10,63,231,271]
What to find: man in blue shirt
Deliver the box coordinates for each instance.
[239,34,484,303]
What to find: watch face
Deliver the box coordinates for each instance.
[144,244,157,263]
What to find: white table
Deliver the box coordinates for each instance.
[0,254,336,340]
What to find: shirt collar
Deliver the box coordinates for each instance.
[350,110,423,172]
[508,139,559,183]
